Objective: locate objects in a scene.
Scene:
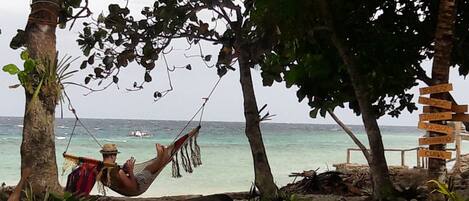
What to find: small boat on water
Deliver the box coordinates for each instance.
[128,130,151,137]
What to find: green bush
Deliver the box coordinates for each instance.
[428,180,469,201]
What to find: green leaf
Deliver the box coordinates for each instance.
[80,60,87,69]
[309,108,319,118]
[153,91,162,98]
[88,53,95,65]
[84,76,91,84]
[2,64,20,75]
[17,71,28,88]
[94,68,104,78]
[23,59,35,73]
[144,71,152,82]
[10,29,26,49]
[97,13,106,24]
[83,47,91,57]
[20,50,29,60]
[319,108,327,117]
[204,55,212,62]
[59,22,67,29]
[108,4,121,13]
[68,0,82,8]
[113,76,119,83]
[63,191,72,200]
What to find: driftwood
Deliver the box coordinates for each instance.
[289,170,317,178]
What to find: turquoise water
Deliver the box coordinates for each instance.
[0,117,467,197]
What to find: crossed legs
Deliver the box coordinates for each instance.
[142,127,199,174]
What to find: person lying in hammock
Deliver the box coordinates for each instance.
[97,126,200,196]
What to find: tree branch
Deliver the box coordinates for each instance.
[328,109,371,162]
[62,81,115,96]
[210,7,233,26]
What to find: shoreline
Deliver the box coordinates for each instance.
[2,163,469,201]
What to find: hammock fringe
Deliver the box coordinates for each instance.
[185,140,193,173]
[171,130,202,178]
[62,157,79,176]
[171,152,182,178]
[193,132,202,166]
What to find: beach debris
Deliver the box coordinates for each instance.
[283,170,363,196]
[0,183,14,201]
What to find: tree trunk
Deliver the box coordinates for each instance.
[21,0,62,194]
[315,1,396,199]
[335,39,396,200]
[238,49,279,200]
[428,0,457,181]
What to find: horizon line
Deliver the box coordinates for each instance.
[0,115,417,128]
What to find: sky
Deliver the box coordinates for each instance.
[0,0,467,126]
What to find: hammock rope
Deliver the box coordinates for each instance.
[62,89,102,154]
[171,77,221,144]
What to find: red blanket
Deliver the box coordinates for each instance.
[65,162,99,196]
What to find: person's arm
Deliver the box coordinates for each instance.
[117,158,138,191]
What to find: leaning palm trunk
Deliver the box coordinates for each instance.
[20,0,62,194]
[428,0,457,182]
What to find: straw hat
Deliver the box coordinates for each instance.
[100,144,120,154]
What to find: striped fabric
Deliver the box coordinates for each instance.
[65,163,99,196]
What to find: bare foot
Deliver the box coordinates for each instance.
[156,143,176,164]
[156,143,164,158]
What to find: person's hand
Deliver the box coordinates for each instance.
[125,157,136,174]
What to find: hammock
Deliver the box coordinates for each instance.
[61,77,222,196]
[63,127,201,196]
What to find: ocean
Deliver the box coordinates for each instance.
[0,117,467,197]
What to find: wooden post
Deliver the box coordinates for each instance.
[417,149,421,168]
[401,150,405,166]
[455,122,462,172]
[346,148,351,164]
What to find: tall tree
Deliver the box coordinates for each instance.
[18,0,62,193]
[76,0,279,199]
[251,0,447,200]
[254,0,422,199]
[6,0,91,195]
[253,0,469,199]
[427,0,457,181]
